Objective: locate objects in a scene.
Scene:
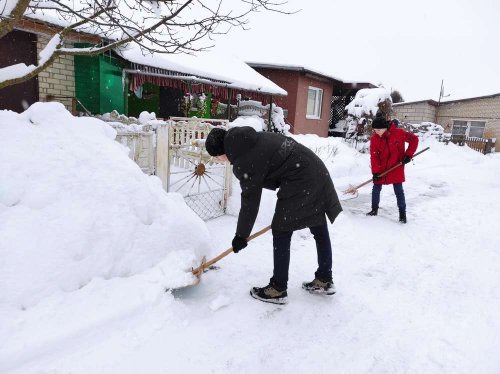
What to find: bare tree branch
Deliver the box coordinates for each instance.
[0,0,294,89]
[0,0,31,38]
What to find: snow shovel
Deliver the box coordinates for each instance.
[343,146,430,196]
[171,224,272,291]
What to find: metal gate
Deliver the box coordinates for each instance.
[157,117,231,221]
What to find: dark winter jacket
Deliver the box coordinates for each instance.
[224,126,342,238]
[369,123,419,184]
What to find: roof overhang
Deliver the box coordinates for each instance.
[15,17,102,44]
[247,62,344,83]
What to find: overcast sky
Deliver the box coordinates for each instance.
[213,0,500,102]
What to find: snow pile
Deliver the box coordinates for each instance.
[230,115,265,131]
[0,103,209,309]
[138,111,157,124]
[402,121,446,140]
[1,113,500,373]
[346,87,392,118]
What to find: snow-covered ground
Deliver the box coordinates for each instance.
[1,104,500,373]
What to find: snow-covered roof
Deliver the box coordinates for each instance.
[393,99,438,107]
[246,62,377,90]
[246,62,345,83]
[394,92,500,106]
[117,44,287,96]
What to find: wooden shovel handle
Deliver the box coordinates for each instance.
[192,225,272,275]
[347,146,430,193]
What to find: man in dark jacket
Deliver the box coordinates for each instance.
[205,126,342,304]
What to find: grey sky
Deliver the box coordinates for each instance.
[213,0,500,102]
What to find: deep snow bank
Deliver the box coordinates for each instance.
[0,103,209,308]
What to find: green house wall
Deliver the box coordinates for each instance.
[74,54,100,114]
[74,51,125,115]
[99,57,125,114]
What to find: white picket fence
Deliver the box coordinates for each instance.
[109,117,231,221]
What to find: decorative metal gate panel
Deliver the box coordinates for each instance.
[330,95,355,128]
[161,118,231,221]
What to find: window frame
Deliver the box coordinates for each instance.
[451,120,486,138]
[306,86,323,120]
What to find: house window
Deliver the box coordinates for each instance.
[469,121,486,138]
[306,87,323,119]
[452,120,486,138]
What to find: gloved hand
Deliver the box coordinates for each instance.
[403,155,412,164]
[232,235,248,253]
[372,173,381,182]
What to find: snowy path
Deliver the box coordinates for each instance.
[2,148,500,374]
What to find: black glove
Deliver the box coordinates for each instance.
[232,235,248,253]
[403,155,412,164]
[372,173,381,182]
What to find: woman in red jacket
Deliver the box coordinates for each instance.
[366,114,419,223]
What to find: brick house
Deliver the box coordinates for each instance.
[0,19,101,113]
[393,93,500,144]
[1,20,287,120]
[247,63,375,137]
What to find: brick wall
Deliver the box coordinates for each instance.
[393,102,436,123]
[294,74,333,137]
[37,35,75,112]
[436,97,500,140]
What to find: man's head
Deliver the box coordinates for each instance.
[205,127,227,158]
[371,115,388,136]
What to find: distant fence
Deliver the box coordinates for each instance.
[448,135,496,155]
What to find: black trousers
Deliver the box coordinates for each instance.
[270,223,333,291]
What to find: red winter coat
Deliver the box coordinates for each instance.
[370,124,419,185]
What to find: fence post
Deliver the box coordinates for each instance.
[155,123,171,192]
[485,138,493,154]
[223,162,232,213]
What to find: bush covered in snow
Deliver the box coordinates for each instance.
[237,99,289,134]
[401,121,446,141]
[345,87,392,119]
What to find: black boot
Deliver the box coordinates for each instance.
[399,210,407,224]
[366,208,378,216]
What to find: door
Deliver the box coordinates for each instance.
[159,87,183,119]
[0,30,39,112]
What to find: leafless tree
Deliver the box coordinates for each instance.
[390,89,404,104]
[0,0,292,89]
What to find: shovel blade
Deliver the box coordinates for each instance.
[343,184,358,195]
[165,256,206,292]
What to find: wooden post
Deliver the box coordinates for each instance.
[268,95,273,132]
[227,88,232,120]
[155,123,171,191]
[485,138,493,154]
[71,97,77,115]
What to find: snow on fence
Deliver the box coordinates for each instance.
[447,135,496,155]
[105,114,232,221]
